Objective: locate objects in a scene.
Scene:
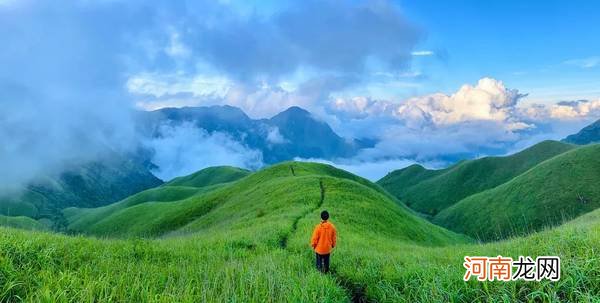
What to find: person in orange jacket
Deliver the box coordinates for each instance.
[310,210,336,273]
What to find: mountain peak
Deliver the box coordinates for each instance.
[563,118,600,145]
[276,106,311,118]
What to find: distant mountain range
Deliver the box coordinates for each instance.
[1,105,370,224]
[2,106,597,228]
[135,105,373,164]
[563,119,600,145]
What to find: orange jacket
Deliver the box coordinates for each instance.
[310,220,337,254]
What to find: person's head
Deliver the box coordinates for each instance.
[320,210,329,221]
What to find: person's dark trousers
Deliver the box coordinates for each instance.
[315,253,330,273]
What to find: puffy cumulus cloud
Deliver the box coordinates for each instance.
[516,99,600,121]
[549,99,600,119]
[321,78,600,164]
[144,123,263,181]
[329,78,528,128]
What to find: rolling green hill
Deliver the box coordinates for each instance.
[377,140,575,215]
[434,144,600,240]
[65,162,462,243]
[164,166,250,187]
[64,185,210,233]
[0,215,49,231]
[65,166,249,234]
[1,174,599,301]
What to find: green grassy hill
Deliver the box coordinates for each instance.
[0,215,49,231]
[164,166,250,187]
[2,186,599,301]
[64,185,210,233]
[0,161,481,302]
[376,163,451,207]
[2,159,599,301]
[65,166,248,234]
[377,140,575,215]
[65,162,463,244]
[434,144,600,241]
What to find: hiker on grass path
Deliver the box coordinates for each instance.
[310,210,337,273]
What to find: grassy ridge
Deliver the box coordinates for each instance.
[65,162,462,243]
[164,166,250,187]
[434,144,600,241]
[0,215,48,231]
[64,185,211,233]
[65,166,250,234]
[377,140,575,215]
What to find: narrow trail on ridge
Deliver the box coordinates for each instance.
[278,166,370,303]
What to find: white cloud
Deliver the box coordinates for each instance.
[127,73,231,99]
[329,77,528,129]
[223,83,316,118]
[411,50,434,56]
[550,99,600,119]
[266,127,288,144]
[521,99,600,120]
[322,77,600,164]
[144,123,263,181]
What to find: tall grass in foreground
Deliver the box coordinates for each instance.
[0,229,348,302]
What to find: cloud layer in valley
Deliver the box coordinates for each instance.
[144,123,263,181]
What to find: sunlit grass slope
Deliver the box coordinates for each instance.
[64,166,249,234]
[434,144,600,241]
[0,215,48,231]
[64,185,208,233]
[2,184,599,301]
[65,162,463,243]
[377,140,575,215]
[164,165,250,187]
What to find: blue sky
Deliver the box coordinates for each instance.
[399,0,600,103]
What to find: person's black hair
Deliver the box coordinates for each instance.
[321,210,329,221]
